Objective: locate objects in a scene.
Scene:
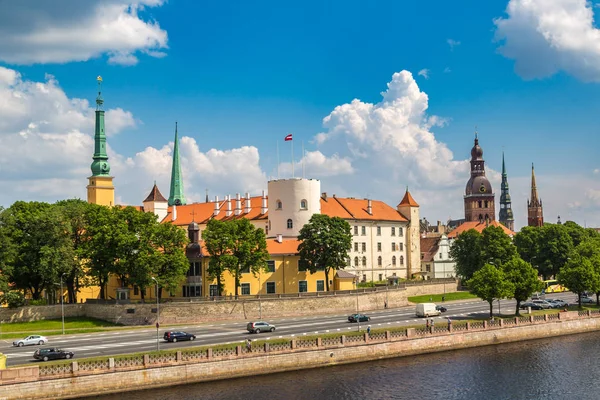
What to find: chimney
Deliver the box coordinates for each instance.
[321,192,327,200]
[214,196,219,217]
[226,195,233,217]
[172,204,177,222]
[245,192,251,214]
[261,190,267,214]
[367,199,372,215]
[276,233,283,243]
[235,193,242,216]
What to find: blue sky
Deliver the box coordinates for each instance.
[1,0,599,229]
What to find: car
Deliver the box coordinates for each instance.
[519,302,544,310]
[246,321,276,334]
[348,314,370,323]
[545,300,564,309]
[579,296,595,304]
[435,305,447,313]
[33,348,74,362]
[548,299,568,308]
[532,300,553,309]
[12,335,48,347]
[163,331,196,342]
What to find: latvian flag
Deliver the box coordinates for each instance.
[284,133,293,141]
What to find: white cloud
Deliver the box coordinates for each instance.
[418,69,430,79]
[594,168,600,175]
[447,39,461,50]
[277,150,354,178]
[0,1,168,66]
[443,67,452,73]
[494,0,600,82]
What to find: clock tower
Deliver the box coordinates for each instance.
[464,132,495,224]
[87,76,115,207]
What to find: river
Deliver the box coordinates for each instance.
[87,331,600,399]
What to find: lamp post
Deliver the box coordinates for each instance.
[354,279,360,332]
[384,264,391,309]
[151,277,159,351]
[488,261,500,316]
[258,269,262,320]
[60,273,65,335]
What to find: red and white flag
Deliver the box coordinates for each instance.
[284,133,293,141]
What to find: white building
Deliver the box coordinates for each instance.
[420,234,456,279]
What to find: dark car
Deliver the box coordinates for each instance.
[348,314,370,323]
[33,348,74,362]
[436,305,447,313]
[246,321,276,334]
[163,331,196,342]
[519,302,544,310]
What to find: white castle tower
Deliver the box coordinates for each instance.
[267,178,321,238]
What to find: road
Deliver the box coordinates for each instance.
[0,293,576,367]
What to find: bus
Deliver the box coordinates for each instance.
[543,279,568,293]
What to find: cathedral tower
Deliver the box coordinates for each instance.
[168,122,186,206]
[527,163,544,227]
[86,76,115,206]
[498,152,514,231]
[464,132,495,223]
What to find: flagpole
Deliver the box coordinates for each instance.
[277,140,280,179]
[302,140,305,179]
[291,136,295,178]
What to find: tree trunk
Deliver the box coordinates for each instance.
[515,300,521,316]
[489,301,493,318]
[158,287,163,300]
[216,275,222,297]
[234,275,240,297]
[99,279,106,300]
[325,268,330,291]
[578,293,582,309]
[140,288,146,302]
[596,292,600,306]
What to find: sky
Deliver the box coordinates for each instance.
[0,0,600,230]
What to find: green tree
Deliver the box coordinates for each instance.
[467,264,514,318]
[150,221,189,299]
[574,237,600,305]
[203,219,235,296]
[481,225,518,267]
[449,229,483,281]
[558,257,599,308]
[537,224,574,279]
[228,219,269,297]
[503,257,543,315]
[562,221,591,247]
[513,226,541,265]
[298,214,352,292]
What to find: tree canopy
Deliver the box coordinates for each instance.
[503,257,542,315]
[467,263,514,318]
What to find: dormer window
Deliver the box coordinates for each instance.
[276,200,282,210]
[300,199,308,209]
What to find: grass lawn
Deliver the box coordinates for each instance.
[408,292,478,303]
[0,317,122,340]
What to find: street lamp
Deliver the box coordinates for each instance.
[384,264,391,309]
[60,273,65,335]
[354,279,360,332]
[151,277,159,351]
[258,269,262,320]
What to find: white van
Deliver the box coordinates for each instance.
[416,303,441,317]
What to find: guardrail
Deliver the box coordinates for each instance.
[2,308,598,386]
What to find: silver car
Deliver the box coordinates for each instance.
[13,335,48,347]
[246,321,276,334]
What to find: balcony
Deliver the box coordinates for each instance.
[187,276,202,284]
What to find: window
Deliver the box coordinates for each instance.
[241,283,250,295]
[299,281,308,293]
[377,256,382,266]
[361,226,366,236]
[347,256,351,267]
[439,253,443,260]
[399,243,404,251]
[362,274,367,282]
[241,266,250,273]
[362,256,367,266]
[426,264,431,272]
[276,200,282,209]
[362,243,366,252]
[392,256,397,265]
[391,227,396,236]
[316,280,324,292]
[399,228,403,237]
[188,262,201,276]
[133,286,139,296]
[377,226,381,236]
[484,200,489,208]
[379,274,383,281]
[400,255,404,265]
[478,200,482,208]
[266,282,276,294]
[267,260,275,272]
[354,257,359,267]
[298,259,309,271]
[354,226,358,235]
[392,243,396,251]
[377,242,382,252]
[209,285,219,297]
[300,199,308,209]
[287,219,293,229]
[182,285,201,297]
[354,242,358,252]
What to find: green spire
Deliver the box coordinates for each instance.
[168,122,186,206]
[502,151,506,175]
[90,76,111,177]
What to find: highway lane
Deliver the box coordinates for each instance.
[0,292,576,366]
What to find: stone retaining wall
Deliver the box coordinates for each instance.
[2,310,599,399]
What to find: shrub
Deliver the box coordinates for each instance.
[0,291,25,308]
[29,299,48,306]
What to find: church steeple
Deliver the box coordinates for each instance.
[464,129,495,223]
[168,122,186,206]
[86,76,115,207]
[527,163,544,227]
[499,152,514,231]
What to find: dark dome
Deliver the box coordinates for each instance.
[465,175,493,196]
[188,221,199,231]
[471,139,483,160]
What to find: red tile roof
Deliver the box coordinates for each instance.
[398,190,419,207]
[194,238,300,256]
[161,196,268,226]
[321,196,408,222]
[447,220,515,239]
[143,184,167,203]
[420,237,440,262]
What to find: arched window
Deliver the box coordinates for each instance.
[276,200,282,209]
[287,219,293,229]
[478,200,482,208]
[377,256,382,266]
[354,257,359,267]
[362,256,367,266]
[300,199,308,209]
[400,255,404,265]
[392,256,397,266]
[484,200,488,208]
